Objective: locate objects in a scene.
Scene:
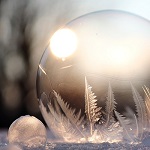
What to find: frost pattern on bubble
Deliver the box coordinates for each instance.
[39,78,150,143]
[7,115,47,148]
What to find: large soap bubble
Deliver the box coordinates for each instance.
[36,10,150,143]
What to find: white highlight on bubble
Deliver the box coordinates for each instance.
[50,28,78,59]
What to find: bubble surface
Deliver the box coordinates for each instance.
[37,10,150,143]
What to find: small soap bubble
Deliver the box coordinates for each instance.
[0,144,22,150]
[7,115,47,149]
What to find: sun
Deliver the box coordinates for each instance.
[50,28,78,59]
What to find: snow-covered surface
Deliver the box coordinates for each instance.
[1,130,150,150]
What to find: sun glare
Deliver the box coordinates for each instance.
[50,28,78,59]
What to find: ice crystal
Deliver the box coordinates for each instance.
[39,78,150,143]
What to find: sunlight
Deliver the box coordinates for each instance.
[50,28,78,59]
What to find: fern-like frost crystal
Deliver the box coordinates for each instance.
[105,82,117,127]
[85,77,101,135]
[38,77,150,143]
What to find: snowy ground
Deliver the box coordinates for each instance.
[46,142,150,150]
[1,130,150,150]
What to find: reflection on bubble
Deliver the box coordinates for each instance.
[50,28,78,60]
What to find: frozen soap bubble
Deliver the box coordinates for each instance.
[1,144,22,150]
[7,115,47,148]
[36,10,150,143]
